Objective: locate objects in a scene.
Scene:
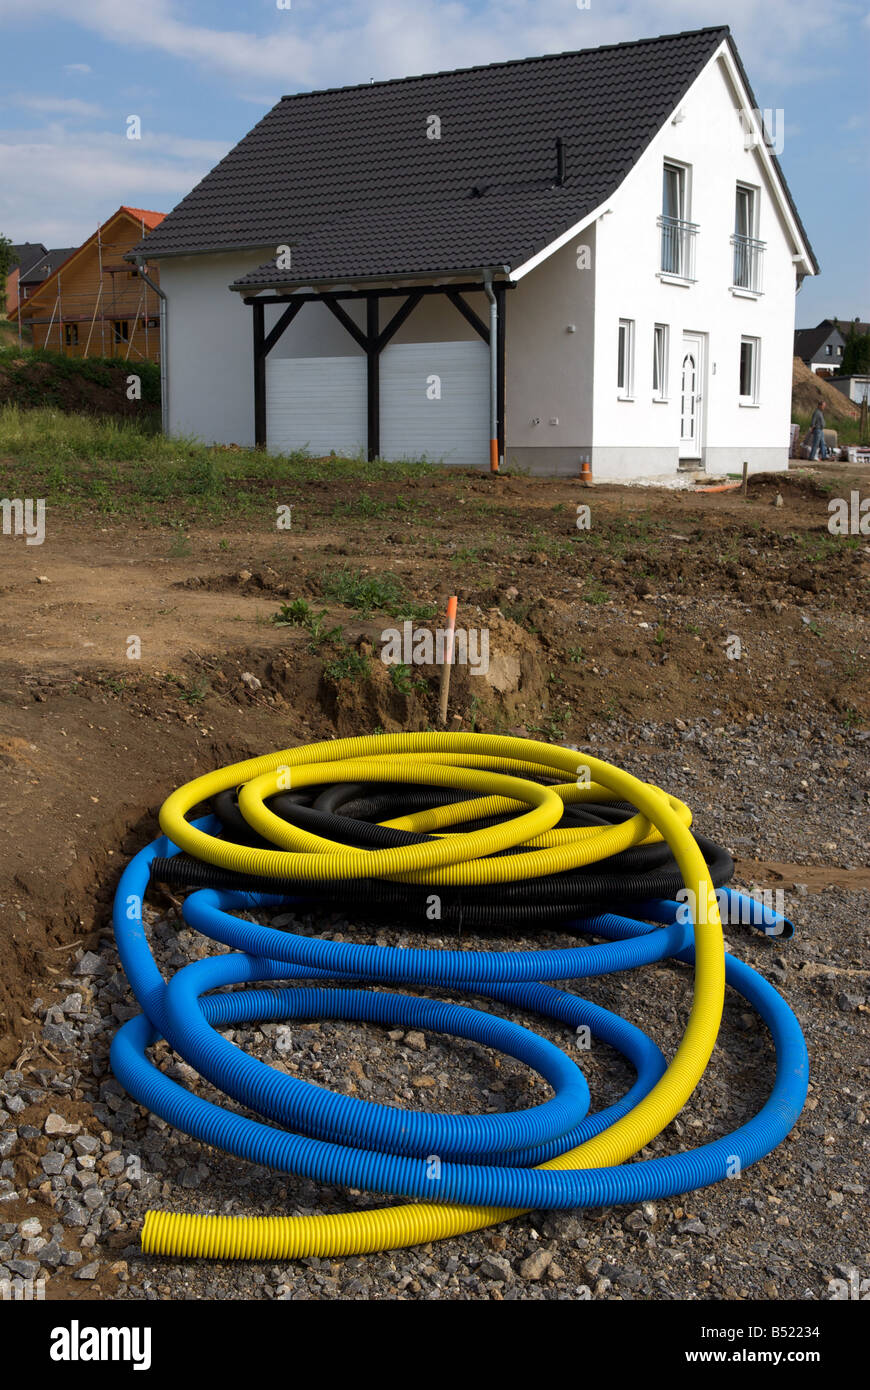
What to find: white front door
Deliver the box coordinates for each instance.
[679,332,705,460]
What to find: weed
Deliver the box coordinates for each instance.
[168,523,191,558]
[272,598,342,648]
[323,649,370,684]
[389,662,427,697]
[321,567,434,621]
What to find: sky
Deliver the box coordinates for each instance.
[0,0,868,324]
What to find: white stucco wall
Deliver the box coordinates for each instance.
[159,251,273,444]
[504,230,596,474]
[589,49,801,479]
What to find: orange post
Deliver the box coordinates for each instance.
[580,457,593,486]
[490,439,500,473]
[438,596,459,726]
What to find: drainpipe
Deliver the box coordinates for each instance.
[135,258,168,434]
[483,270,499,473]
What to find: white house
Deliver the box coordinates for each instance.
[132,25,818,481]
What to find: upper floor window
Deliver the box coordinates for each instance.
[113,320,129,345]
[732,184,765,293]
[659,161,697,280]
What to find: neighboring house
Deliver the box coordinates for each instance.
[4,242,47,315]
[794,320,847,375]
[131,25,817,479]
[15,207,165,360]
[17,247,78,304]
[829,375,870,406]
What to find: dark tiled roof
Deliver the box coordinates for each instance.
[19,248,78,286]
[133,25,817,285]
[792,317,870,361]
[10,243,47,275]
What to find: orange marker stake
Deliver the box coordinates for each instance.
[438,595,459,726]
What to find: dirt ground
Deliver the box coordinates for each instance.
[0,461,868,1301]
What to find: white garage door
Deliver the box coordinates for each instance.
[266,356,367,457]
[380,340,490,468]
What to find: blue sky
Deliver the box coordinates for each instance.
[1,0,868,323]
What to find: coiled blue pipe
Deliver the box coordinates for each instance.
[111,829,808,1209]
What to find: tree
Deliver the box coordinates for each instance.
[842,319,870,375]
[0,234,19,304]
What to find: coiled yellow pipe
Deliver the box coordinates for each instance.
[147,732,723,1259]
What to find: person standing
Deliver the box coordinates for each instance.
[809,400,828,460]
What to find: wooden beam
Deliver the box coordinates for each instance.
[242,281,512,307]
[366,294,380,461]
[322,294,369,351]
[376,290,423,351]
[253,298,266,448]
[263,299,304,356]
[446,289,490,343]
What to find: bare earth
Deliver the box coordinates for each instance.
[0,463,867,1301]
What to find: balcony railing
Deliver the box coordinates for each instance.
[731,233,766,293]
[658,214,698,280]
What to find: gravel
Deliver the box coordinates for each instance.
[0,711,866,1301]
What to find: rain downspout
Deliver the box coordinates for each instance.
[135,258,168,434]
[483,270,499,473]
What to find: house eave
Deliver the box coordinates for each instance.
[230,265,514,296]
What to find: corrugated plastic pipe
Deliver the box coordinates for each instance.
[105,732,806,1260]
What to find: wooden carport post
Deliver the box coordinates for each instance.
[253,298,266,447]
[367,294,380,461]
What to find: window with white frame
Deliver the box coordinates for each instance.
[659,162,696,278]
[652,324,669,399]
[733,184,763,291]
[617,319,635,397]
[739,336,760,403]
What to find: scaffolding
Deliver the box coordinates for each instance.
[19,217,161,362]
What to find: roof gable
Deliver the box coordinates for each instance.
[18,207,165,311]
[19,247,77,286]
[795,322,847,360]
[10,243,47,275]
[135,26,733,281]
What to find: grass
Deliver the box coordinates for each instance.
[321,566,435,620]
[794,410,867,448]
[0,404,440,521]
[0,346,161,409]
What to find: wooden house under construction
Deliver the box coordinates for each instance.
[11,206,165,361]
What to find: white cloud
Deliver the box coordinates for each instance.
[0,0,858,92]
[13,96,105,118]
[63,62,93,75]
[0,124,231,242]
